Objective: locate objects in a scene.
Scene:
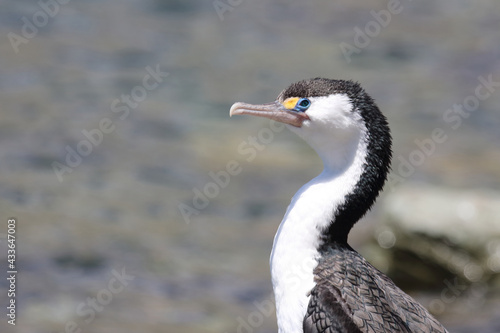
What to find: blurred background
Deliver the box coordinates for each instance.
[0,0,499,332]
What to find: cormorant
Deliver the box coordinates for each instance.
[230,78,448,333]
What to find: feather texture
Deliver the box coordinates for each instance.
[304,243,448,333]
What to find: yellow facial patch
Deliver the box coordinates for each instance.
[282,97,299,110]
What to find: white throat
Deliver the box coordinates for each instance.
[269,107,369,333]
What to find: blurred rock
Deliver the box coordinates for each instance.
[373,183,500,290]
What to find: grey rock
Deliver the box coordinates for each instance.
[375,183,500,289]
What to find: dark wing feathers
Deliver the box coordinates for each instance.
[304,283,363,333]
[304,245,449,333]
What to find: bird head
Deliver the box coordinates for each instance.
[230,78,379,170]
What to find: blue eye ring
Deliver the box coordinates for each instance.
[294,98,311,112]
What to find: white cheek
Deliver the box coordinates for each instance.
[307,94,357,129]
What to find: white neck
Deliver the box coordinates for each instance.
[270,125,368,333]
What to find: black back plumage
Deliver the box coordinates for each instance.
[303,243,449,333]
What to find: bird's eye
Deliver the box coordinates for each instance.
[295,98,311,112]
